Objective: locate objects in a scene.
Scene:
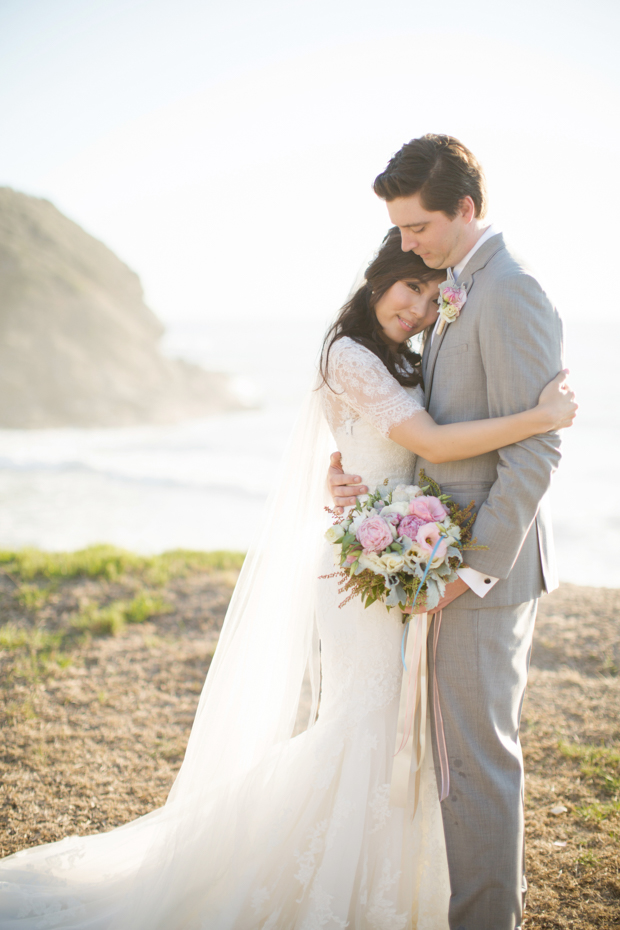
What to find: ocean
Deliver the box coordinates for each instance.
[0,318,617,587]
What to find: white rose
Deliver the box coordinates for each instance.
[325,524,346,544]
[381,552,405,573]
[381,501,410,518]
[358,551,387,575]
[446,522,461,540]
[440,303,460,323]
[392,484,422,503]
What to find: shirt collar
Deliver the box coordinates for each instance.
[451,224,498,281]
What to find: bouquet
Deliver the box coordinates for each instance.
[324,471,480,617]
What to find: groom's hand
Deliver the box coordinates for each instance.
[327,452,367,514]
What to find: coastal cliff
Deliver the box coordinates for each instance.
[0,188,242,427]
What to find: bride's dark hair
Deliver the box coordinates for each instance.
[320,226,443,390]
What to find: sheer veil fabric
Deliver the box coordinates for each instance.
[0,387,335,928]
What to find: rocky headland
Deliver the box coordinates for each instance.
[0,188,242,427]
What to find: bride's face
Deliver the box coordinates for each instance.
[374,278,440,346]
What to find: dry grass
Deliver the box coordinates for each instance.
[521,584,620,927]
[0,551,618,926]
[0,547,241,853]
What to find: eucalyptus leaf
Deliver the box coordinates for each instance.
[386,585,404,607]
[424,577,441,610]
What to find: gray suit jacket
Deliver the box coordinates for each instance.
[415,233,563,609]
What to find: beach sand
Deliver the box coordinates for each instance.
[0,560,618,928]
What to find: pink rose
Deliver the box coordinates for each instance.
[356,515,393,553]
[441,286,466,310]
[399,514,426,540]
[408,495,449,523]
[416,523,448,562]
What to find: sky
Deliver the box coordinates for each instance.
[1,0,619,333]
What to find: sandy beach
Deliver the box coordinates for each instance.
[0,549,618,927]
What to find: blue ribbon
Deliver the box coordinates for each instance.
[401,536,444,671]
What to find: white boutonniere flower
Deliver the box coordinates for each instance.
[436,275,467,336]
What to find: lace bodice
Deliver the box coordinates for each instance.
[321,337,425,493]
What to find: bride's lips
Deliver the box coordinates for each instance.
[397,316,414,332]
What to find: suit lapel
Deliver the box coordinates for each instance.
[424,233,506,406]
[423,323,449,403]
[421,333,433,383]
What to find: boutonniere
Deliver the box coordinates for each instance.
[436,273,467,336]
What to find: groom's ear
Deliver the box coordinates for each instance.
[458,196,476,224]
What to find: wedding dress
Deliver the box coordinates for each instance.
[0,336,450,929]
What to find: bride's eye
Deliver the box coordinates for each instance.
[407,282,421,293]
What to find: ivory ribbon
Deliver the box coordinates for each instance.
[390,609,450,815]
[432,609,450,802]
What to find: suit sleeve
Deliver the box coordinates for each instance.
[464,272,564,579]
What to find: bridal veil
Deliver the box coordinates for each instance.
[0,385,335,929]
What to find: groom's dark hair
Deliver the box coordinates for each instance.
[373,134,488,219]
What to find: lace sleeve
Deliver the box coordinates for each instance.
[325,337,425,438]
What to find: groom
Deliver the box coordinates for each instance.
[328,134,563,930]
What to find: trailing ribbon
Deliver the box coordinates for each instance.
[390,610,430,816]
[390,538,451,813]
[432,609,450,802]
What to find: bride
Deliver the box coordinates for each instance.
[0,228,575,929]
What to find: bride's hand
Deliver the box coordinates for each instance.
[537,369,578,430]
[328,452,367,514]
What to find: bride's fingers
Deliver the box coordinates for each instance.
[553,369,572,392]
[335,492,365,505]
[331,475,368,498]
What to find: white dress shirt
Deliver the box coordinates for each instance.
[431,225,500,599]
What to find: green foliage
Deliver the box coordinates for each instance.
[559,741,620,797]
[560,740,620,822]
[0,545,145,581]
[0,623,69,679]
[0,547,243,689]
[153,549,245,579]
[71,602,127,636]
[0,545,245,585]
[122,592,172,624]
[71,593,173,636]
[575,800,620,823]
[0,623,62,652]
[15,582,55,610]
[575,849,600,866]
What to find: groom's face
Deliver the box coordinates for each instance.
[386,193,471,270]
